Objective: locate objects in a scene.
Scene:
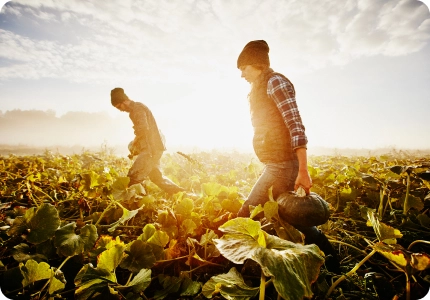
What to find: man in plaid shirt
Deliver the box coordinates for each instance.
[236,40,340,273]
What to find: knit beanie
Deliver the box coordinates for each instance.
[237,40,270,69]
[111,87,129,106]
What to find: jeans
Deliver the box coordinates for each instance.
[237,160,321,242]
[128,151,184,195]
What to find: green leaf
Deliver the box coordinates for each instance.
[201,267,259,300]
[126,268,152,293]
[112,177,146,202]
[181,219,197,236]
[179,276,202,297]
[221,198,242,214]
[147,230,170,248]
[139,223,156,241]
[74,263,117,287]
[81,171,101,189]
[97,243,126,275]
[154,274,182,299]
[152,274,201,299]
[107,205,144,233]
[20,259,51,287]
[417,213,430,228]
[253,235,323,300]
[8,203,61,244]
[120,240,157,273]
[174,197,194,216]
[264,201,278,221]
[199,230,219,246]
[367,211,402,244]
[48,269,66,294]
[74,264,119,300]
[54,223,98,256]
[403,194,424,213]
[214,218,324,300]
[249,204,264,219]
[12,243,46,262]
[218,217,261,238]
[202,182,230,197]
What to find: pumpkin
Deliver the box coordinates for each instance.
[277,191,331,227]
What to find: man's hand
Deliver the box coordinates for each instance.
[294,169,312,195]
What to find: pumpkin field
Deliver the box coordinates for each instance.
[0,149,429,300]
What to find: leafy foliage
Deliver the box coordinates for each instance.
[0,149,429,299]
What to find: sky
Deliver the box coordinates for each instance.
[0,0,429,153]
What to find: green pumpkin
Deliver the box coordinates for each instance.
[277,192,331,227]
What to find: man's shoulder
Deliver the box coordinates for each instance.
[268,72,293,88]
[130,101,150,112]
[269,72,291,83]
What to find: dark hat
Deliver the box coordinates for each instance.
[111,87,129,106]
[237,40,270,68]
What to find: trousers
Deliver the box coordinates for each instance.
[128,151,184,195]
[237,160,340,273]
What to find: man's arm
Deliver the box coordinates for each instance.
[268,75,312,194]
[295,147,312,194]
[129,104,152,154]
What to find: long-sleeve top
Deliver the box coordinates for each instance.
[267,74,307,150]
[128,101,165,155]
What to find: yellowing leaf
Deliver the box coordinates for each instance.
[20,259,51,287]
[411,253,430,271]
[375,243,409,268]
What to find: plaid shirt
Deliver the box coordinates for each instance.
[267,74,308,150]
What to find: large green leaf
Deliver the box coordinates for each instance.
[125,268,152,293]
[213,218,324,300]
[54,223,98,256]
[8,203,60,244]
[253,234,323,300]
[120,240,157,273]
[201,267,259,300]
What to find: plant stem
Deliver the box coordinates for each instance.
[259,270,266,300]
[326,249,376,297]
[95,201,115,226]
[408,240,430,251]
[125,273,133,286]
[403,173,411,216]
[57,256,73,271]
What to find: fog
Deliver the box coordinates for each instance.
[0,109,135,155]
[1,109,429,157]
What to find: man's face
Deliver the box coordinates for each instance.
[115,102,128,112]
[239,65,262,83]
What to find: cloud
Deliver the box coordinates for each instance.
[0,0,429,82]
